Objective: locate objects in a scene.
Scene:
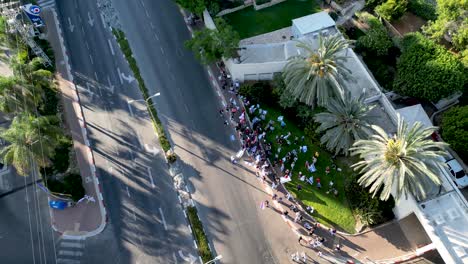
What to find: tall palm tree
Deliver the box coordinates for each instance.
[314,91,374,156]
[0,114,63,176]
[350,116,448,201]
[282,34,353,108]
[0,76,43,114]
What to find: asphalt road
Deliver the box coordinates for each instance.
[0,167,58,264]
[55,0,197,263]
[110,0,284,263]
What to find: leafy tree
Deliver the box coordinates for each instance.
[376,0,408,21]
[356,12,393,56]
[282,34,353,108]
[0,76,42,114]
[185,18,239,64]
[422,0,468,51]
[176,0,206,16]
[393,33,466,101]
[314,92,374,156]
[441,106,468,161]
[351,116,448,201]
[365,0,386,9]
[0,114,64,176]
[407,0,437,21]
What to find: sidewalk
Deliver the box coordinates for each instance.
[42,9,106,237]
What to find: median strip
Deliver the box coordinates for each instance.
[186,206,214,263]
[111,29,172,154]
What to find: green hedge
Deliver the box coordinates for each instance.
[441,106,468,162]
[112,29,172,153]
[187,206,213,262]
[407,0,437,21]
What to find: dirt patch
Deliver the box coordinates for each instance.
[391,12,426,35]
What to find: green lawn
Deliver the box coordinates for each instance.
[223,0,321,39]
[261,105,357,233]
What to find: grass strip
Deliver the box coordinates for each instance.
[187,206,213,263]
[112,29,171,152]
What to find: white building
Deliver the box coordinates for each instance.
[224,12,468,263]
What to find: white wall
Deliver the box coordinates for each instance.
[225,58,286,82]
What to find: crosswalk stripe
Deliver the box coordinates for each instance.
[60,242,85,248]
[57,259,81,264]
[58,250,83,257]
[37,0,55,9]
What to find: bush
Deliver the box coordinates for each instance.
[375,0,408,21]
[187,206,213,262]
[51,137,73,173]
[45,173,85,202]
[394,33,466,101]
[238,82,273,104]
[328,11,339,21]
[345,174,395,226]
[441,106,468,161]
[365,0,385,9]
[407,0,437,21]
[356,12,393,56]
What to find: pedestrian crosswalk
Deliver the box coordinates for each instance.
[55,237,85,264]
[37,0,56,10]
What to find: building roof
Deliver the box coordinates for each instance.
[292,11,336,36]
[396,104,433,128]
[419,191,468,264]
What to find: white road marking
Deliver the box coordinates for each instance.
[184,104,189,113]
[145,10,150,18]
[154,33,159,41]
[160,46,165,54]
[121,72,136,83]
[144,144,160,156]
[81,25,85,33]
[129,149,135,161]
[117,67,123,84]
[126,186,130,197]
[173,252,178,264]
[106,76,115,93]
[159,208,168,230]
[67,17,74,32]
[127,101,134,116]
[150,22,155,29]
[100,13,106,28]
[87,12,94,27]
[146,166,155,188]
[132,208,137,221]
[140,0,145,7]
[84,41,89,50]
[94,71,99,81]
[89,54,94,65]
[107,39,115,55]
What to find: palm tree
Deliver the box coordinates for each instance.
[0,76,43,114]
[314,91,374,156]
[0,114,63,176]
[350,116,448,201]
[282,34,353,108]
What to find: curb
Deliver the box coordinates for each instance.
[49,9,107,238]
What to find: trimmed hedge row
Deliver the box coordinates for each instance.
[112,29,171,153]
[187,206,213,262]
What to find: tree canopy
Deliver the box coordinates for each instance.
[356,12,393,56]
[393,32,466,101]
[185,18,239,64]
[423,0,468,51]
[441,106,468,161]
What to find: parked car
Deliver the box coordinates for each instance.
[49,200,74,210]
[445,159,468,189]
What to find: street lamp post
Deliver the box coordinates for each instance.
[204,255,222,264]
[127,92,160,116]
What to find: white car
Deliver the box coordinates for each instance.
[445,159,468,189]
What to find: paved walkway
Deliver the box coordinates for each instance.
[42,9,106,237]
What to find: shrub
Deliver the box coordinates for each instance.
[407,0,437,21]
[45,173,85,202]
[328,11,339,21]
[441,106,468,161]
[187,206,213,262]
[394,33,466,101]
[345,174,395,226]
[238,82,273,104]
[375,0,408,21]
[356,12,393,56]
